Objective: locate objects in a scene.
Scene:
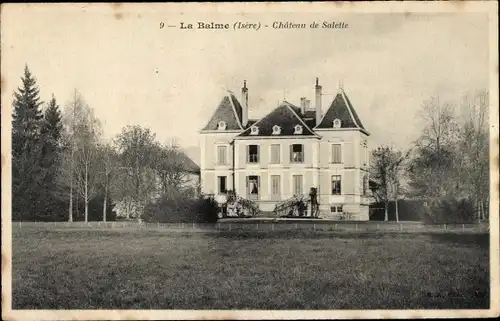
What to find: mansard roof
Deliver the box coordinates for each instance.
[236,101,318,138]
[315,89,368,134]
[201,93,244,131]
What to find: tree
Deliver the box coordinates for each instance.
[37,94,65,218]
[370,146,408,221]
[153,143,190,195]
[56,90,101,222]
[457,91,489,220]
[115,125,157,218]
[11,65,45,220]
[97,142,119,222]
[408,96,460,201]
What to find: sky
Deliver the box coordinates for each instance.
[1,4,491,164]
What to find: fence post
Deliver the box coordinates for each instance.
[377,223,380,230]
[192,222,195,229]
[462,223,465,232]
[295,223,298,230]
[256,223,259,230]
[444,224,447,231]
[271,223,274,231]
[313,223,316,231]
[355,223,358,231]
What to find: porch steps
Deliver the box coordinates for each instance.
[254,210,279,218]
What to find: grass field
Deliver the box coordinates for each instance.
[12,226,489,309]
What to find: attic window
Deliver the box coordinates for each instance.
[250,126,259,135]
[333,119,341,128]
[272,125,281,135]
[218,121,227,130]
[294,125,303,134]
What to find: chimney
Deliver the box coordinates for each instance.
[315,77,322,125]
[300,97,306,115]
[241,80,248,127]
[305,99,311,110]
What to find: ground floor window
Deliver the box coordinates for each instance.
[217,176,227,194]
[331,175,341,195]
[292,175,303,196]
[247,175,260,199]
[330,205,343,213]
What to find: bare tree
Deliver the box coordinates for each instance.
[370,146,408,221]
[153,143,190,195]
[98,141,119,222]
[408,96,460,200]
[458,90,489,220]
[115,125,157,218]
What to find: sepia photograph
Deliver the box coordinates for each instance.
[1,2,498,320]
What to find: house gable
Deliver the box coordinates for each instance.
[201,94,243,131]
[236,102,317,138]
[315,89,368,134]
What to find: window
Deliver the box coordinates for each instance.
[331,144,342,164]
[272,125,281,135]
[247,145,259,163]
[247,176,260,199]
[333,119,341,128]
[292,175,303,196]
[217,121,227,130]
[271,175,281,199]
[290,144,304,163]
[270,144,280,164]
[250,126,259,135]
[294,125,303,134]
[217,145,227,165]
[331,175,341,195]
[330,205,343,213]
[217,176,227,194]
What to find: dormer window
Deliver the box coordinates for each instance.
[250,126,259,135]
[272,125,281,135]
[294,125,303,134]
[333,119,341,128]
[218,121,227,130]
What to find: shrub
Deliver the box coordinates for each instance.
[143,193,220,223]
[421,198,476,224]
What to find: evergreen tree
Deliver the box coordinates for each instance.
[12,65,45,220]
[38,94,66,219]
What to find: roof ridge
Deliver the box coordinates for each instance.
[227,92,243,130]
[340,89,360,128]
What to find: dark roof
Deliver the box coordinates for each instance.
[237,102,317,137]
[315,90,367,132]
[177,150,200,174]
[201,94,243,131]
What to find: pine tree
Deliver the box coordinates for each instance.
[38,94,66,220]
[12,65,45,220]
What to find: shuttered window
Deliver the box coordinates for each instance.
[331,144,342,163]
[270,144,280,164]
[271,175,281,199]
[217,146,227,165]
[293,175,303,196]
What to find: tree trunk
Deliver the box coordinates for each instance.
[395,198,399,222]
[69,181,73,222]
[84,164,89,222]
[384,200,389,221]
[103,183,108,222]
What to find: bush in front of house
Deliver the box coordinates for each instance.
[143,191,220,223]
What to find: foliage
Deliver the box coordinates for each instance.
[11,65,45,220]
[143,191,219,223]
[421,198,476,224]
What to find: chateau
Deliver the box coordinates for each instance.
[199,78,371,220]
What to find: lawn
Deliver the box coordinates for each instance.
[12,226,489,309]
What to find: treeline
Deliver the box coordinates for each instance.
[370,92,489,223]
[12,65,202,222]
